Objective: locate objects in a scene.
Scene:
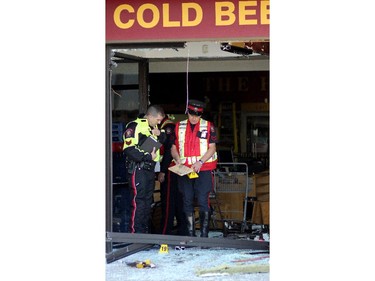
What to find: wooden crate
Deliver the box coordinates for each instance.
[153,180,161,202]
[251,201,269,225]
[210,203,244,230]
[257,193,270,201]
[211,193,246,229]
[216,193,246,216]
[248,178,256,197]
[250,171,269,201]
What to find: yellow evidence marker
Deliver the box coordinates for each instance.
[187,172,199,179]
[159,244,169,254]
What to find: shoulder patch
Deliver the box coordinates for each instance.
[125,128,134,138]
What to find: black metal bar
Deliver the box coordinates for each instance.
[106,243,154,264]
[105,45,114,254]
[108,42,186,50]
[111,58,138,63]
[111,84,139,91]
[112,51,143,61]
[248,251,270,255]
[107,232,269,251]
[220,43,253,56]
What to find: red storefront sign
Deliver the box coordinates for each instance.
[106,0,270,42]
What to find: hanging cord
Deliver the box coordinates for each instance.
[185,47,190,114]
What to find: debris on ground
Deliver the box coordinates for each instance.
[196,263,269,276]
[126,259,156,268]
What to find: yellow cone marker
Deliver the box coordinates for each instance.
[159,244,169,254]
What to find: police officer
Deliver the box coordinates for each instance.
[157,115,185,235]
[171,100,218,237]
[123,105,166,233]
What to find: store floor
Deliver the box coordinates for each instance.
[106,231,270,281]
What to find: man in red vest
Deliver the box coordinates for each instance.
[171,99,218,237]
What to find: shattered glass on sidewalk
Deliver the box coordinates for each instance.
[106,230,270,281]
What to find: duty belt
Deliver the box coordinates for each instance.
[126,160,156,173]
[137,161,156,171]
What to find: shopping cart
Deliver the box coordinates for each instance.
[212,162,252,235]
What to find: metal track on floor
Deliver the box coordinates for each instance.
[106,243,154,263]
[106,232,269,263]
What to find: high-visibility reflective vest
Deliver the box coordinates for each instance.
[176,119,217,171]
[123,118,161,162]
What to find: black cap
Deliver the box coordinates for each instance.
[187,99,205,116]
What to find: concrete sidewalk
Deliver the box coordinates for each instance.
[106,231,270,281]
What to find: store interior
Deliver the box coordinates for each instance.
[106,40,270,259]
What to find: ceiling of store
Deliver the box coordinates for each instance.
[112,41,269,62]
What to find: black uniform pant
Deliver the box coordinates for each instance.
[160,170,185,235]
[177,170,214,213]
[128,167,155,233]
